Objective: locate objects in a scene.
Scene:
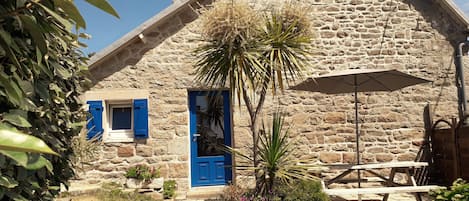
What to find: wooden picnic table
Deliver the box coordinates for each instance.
[322,161,444,201]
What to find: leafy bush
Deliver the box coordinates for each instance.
[163,180,177,199]
[96,182,159,201]
[276,179,329,201]
[0,1,117,200]
[430,178,469,201]
[59,182,159,201]
[125,165,160,182]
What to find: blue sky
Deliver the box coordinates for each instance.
[455,0,469,15]
[77,0,469,54]
[76,0,172,54]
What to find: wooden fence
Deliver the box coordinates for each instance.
[431,117,469,186]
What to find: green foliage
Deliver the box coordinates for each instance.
[225,111,319,197]
[276,179,329,201]
[59,182,159,201]
[430,179,469,201]
[163,180,177,199]
[0,125,57,171]
[0,0,118,200]
[125,165,160,182]
[0,126,57,155]
[256,111,317,195]
[95,182,158,201]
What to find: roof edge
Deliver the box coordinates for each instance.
[88,0,198,68]
[439,0,469,31]
[88,0,469,68]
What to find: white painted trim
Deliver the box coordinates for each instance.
[109,103,133,131]
[107,103,134,142]
[105,101,135,143]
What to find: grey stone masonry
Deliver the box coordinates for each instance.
[79,0,469,195]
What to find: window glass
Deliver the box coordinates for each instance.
[195,95,225,156]
[112,107,132,130]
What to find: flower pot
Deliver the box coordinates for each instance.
[125,178,142,189]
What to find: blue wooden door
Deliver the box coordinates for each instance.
[189,91,232,187]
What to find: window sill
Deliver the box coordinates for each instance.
[103,138,135,143]
[105,130,134,143]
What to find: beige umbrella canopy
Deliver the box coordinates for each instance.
[291,69,431,94]
[290,68,431,164]
[290,68,431,187]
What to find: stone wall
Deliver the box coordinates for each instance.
[79,0,469,193]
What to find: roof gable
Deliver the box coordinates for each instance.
[88,0,469,68]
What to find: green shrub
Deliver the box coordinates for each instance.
[97,182,158,201]
[59,182,159,201]
[0,0,117,200]
[163,180,177,199]
[96,188,158,201]
[430,178,469,201]
[125,165,160,182]
[276,179,330,201]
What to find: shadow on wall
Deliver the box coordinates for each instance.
[403,0,467,46]
[88,0,214,85]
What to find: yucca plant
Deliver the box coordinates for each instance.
[226,111,318,198]
[258,111,318,196]
[194,0,314,193]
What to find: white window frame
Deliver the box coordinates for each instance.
[106,100,134,143]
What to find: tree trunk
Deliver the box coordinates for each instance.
[242,86,267,194]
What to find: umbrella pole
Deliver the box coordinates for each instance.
[355,78,361,190]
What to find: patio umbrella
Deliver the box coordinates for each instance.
[290,69,431,185]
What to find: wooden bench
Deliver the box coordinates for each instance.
[324,185,445,196]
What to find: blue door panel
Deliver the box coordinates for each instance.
[215,161,225,180]
[197,162,209,180]
[190,91,232,187]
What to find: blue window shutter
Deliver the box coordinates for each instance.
[87,100,103,140]
[133,99,149,139]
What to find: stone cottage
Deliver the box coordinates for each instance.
[80,0,469,198]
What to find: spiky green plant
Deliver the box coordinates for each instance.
[225,111,318,197]
[258,111,317,196]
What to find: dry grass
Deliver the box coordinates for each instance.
[279,1,313,35]
[197,0,313,43]
[198,0,262,43]
[70,129,101,177]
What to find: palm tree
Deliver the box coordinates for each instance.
[194,0,313,192]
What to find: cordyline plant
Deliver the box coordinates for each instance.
[194,0,314,193]
[0,0,118,200]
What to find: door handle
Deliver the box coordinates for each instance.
[193,133,201,141]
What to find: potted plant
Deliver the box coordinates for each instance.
[124,164,163,189]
